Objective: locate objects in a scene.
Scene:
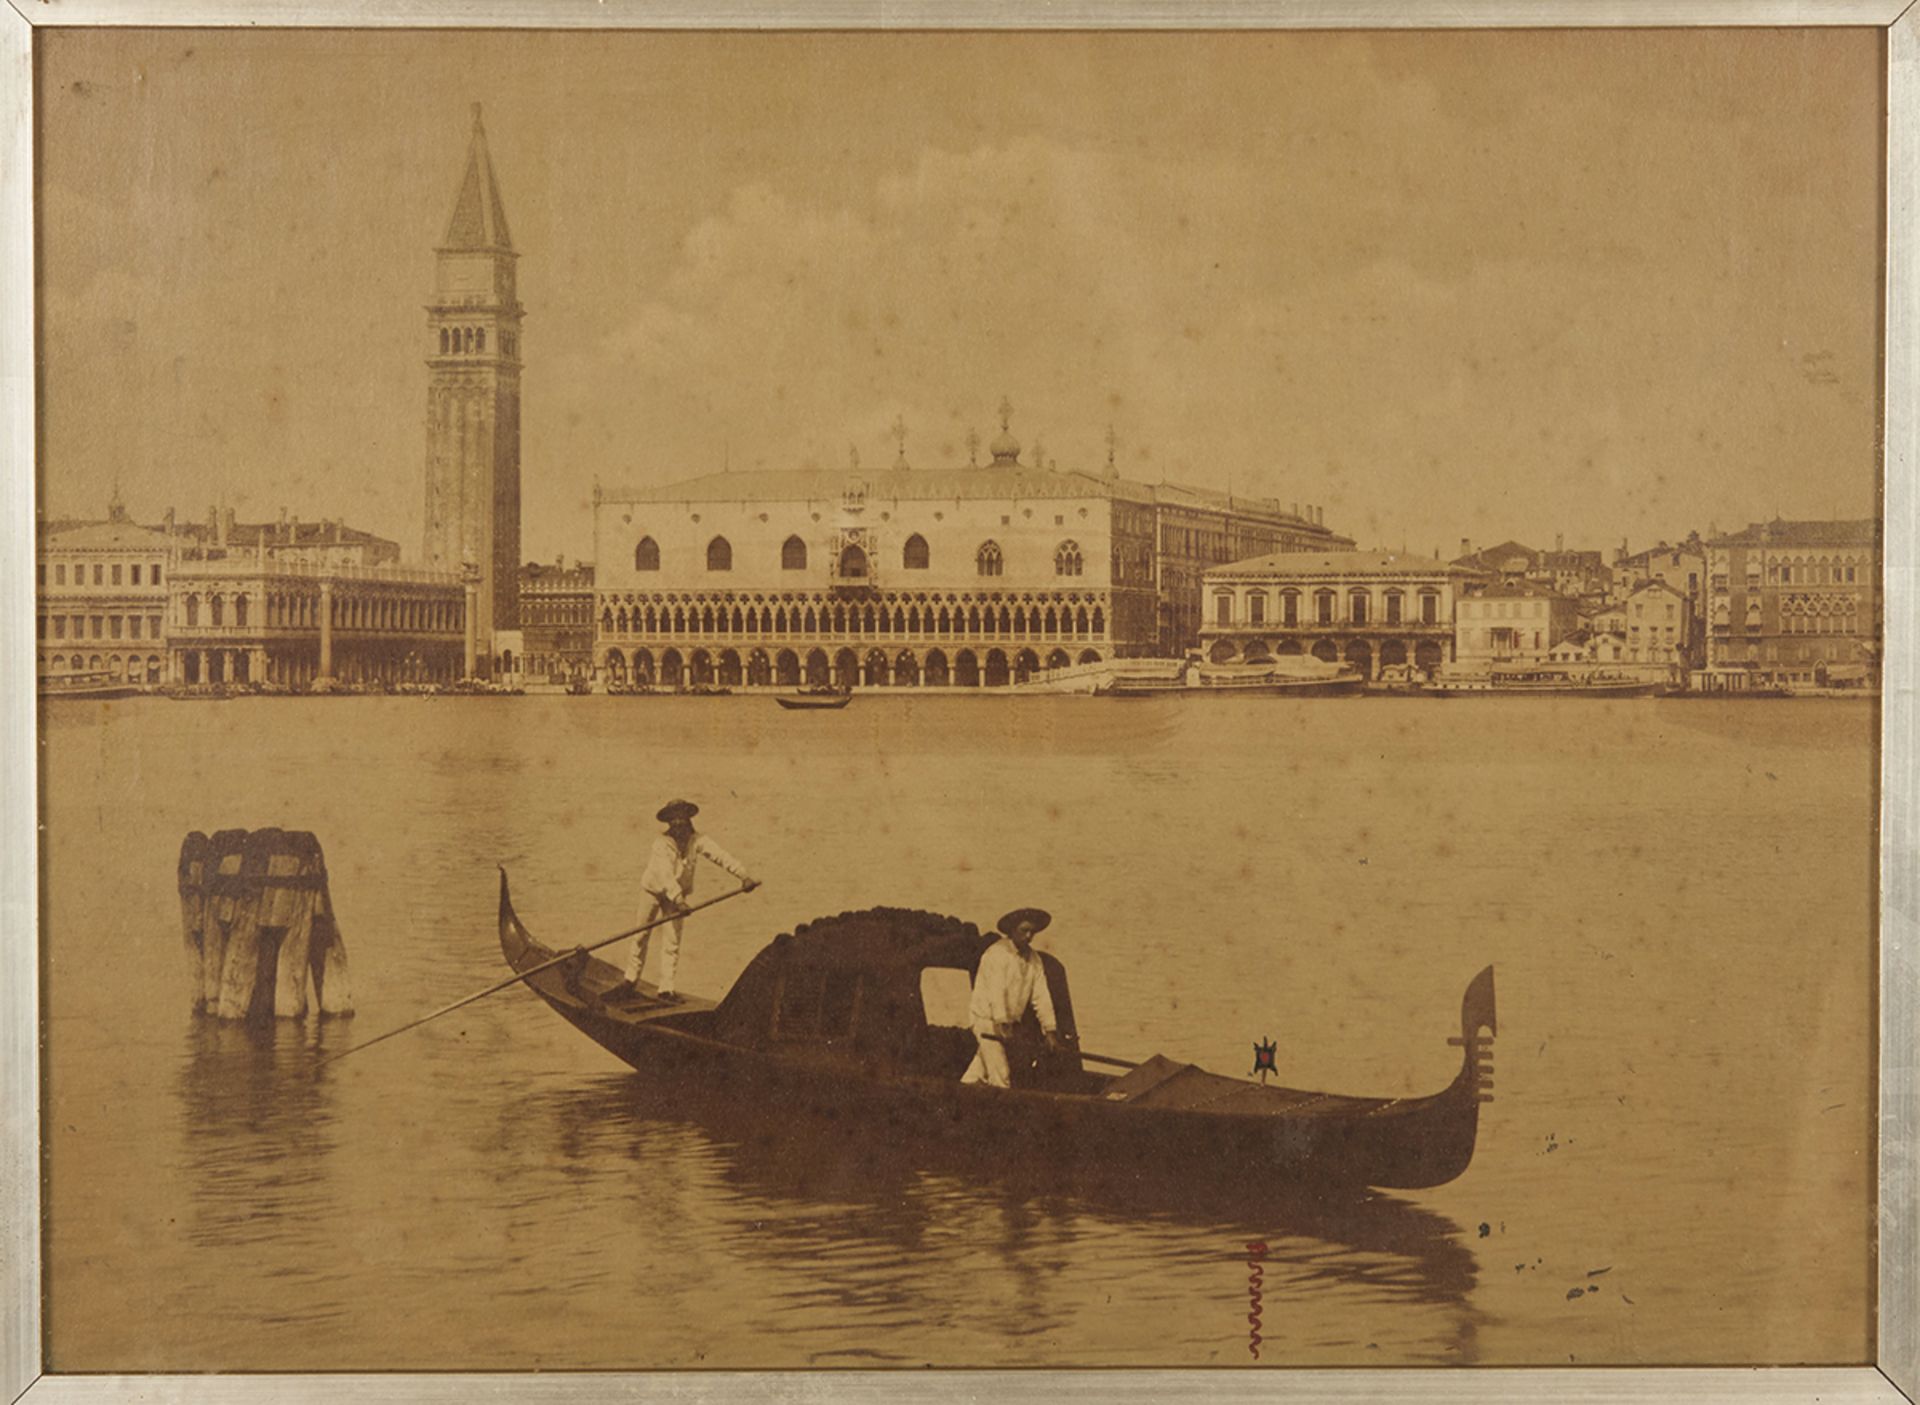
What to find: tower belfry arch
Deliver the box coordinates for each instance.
[423,103,523,672]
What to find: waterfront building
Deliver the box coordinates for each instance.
[520,559,595,683]
[1452,581,1578,667]
[421,105,523,670]
[1622,579,1689,668]
[1705,518,1881,686]
[35,496,173,685]
[167,557,469,688]
[1197,549,1459,678]
[591,409,1347,689]
[174,506,401,570]
[1453,538,1611,600]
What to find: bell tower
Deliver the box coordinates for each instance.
[424,103,522,664]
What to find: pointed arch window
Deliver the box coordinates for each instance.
[903,533,930,570]
[781,535,808,571]
[476,328,486,353]
[1054,540,1084,577]
[977,541,1004,578]
[707,537,733,572]
[634,537,660,572]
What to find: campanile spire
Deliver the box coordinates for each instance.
[422,104,524,669]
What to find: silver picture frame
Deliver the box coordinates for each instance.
[2,2,1913,1401]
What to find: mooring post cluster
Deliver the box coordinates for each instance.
[177,828,354,1021]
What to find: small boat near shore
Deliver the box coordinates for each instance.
[497,873,1495,1190]
[776,689,853,710]
[1424,667,1664,698]
[1102,663,1365,699]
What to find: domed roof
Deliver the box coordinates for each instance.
[989,395,1021,465]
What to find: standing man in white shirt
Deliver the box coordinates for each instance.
[962,907,1067,1088]
[605,799,757,1005]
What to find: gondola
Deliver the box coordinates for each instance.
[775,690,853,710]
[497,873,1496,1190]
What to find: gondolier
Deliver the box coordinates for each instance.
[606,799,758,1004]
[962,907,1065,1089]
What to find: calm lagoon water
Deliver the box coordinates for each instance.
[41,694,1877,1369]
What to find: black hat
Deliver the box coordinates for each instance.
[656,799,699,823]
[997,907,1052,938]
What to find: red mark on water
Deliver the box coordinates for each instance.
[1245,1239,1268,1360]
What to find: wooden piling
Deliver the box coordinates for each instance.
[177,828,354,1020]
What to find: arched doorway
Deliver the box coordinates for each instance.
[838,544,870,579]
[1311,640,1340,664]
[1379,640,1408,669]
[660,649,685,689]
[1276,639,1303,656]
[833,648,859,689]
[776,649,801,686]
[1414,640,1445,672]
[1208,639,1237,664]
[863,650,890,686]
[893,651,920,687]
[690,649,715,686]
[1077,649,1101,666]
[718,649,743,687]
[1242,641,1272,665]
[207,652,226,684]
[747,650,772,687]
[805,649,830,686]
[1344,640,1373,678]
[632,648,655,686]
[924,649,950,687]
[984,649,1009,687]
[954,650,980,687]
[1046,648,1071,670]
[1014,649,1040,684]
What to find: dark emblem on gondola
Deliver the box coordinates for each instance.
[1251,1037,1277,1082]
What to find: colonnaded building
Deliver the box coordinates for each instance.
[1196,550,1462,677]
[36,498,471,688]
[590,413,1350,689]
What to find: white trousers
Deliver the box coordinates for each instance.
[625,897,686,991]
[961,1035,1011,1088]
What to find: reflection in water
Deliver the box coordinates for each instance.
[172,1020,348,1252]
[510,1074,1485,1364]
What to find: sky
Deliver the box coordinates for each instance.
[37,27,1885,565]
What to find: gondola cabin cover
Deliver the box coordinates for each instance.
[706,908,1089,1088]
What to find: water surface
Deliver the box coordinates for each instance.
[42,694,1877,1368]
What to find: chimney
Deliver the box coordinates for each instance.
[279,506,288,527]
[207,505,219,537]
[330,518,341,543]
[1460,537,1472,558]
[163,507,175,533]
[1556,533,1564,554]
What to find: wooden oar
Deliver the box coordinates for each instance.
[1077,1049,1139,1071]
[315,883,757,1069]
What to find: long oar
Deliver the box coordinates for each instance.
[315,884,757,1069]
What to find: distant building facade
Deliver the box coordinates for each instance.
[174,506,401,570]
[422,105,523,668]
[1705,518,1881,685]
[1453,581,1578,667]
[520,559,595,683]
[1622,579,1689,668]
[591,413,1347,689]
[35,501,173,684]
[1198,550,1459,677]
[168,560,469,688]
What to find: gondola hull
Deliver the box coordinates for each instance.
[498,874,1493,1191]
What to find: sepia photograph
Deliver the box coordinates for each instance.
[9,6,1917,1397]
